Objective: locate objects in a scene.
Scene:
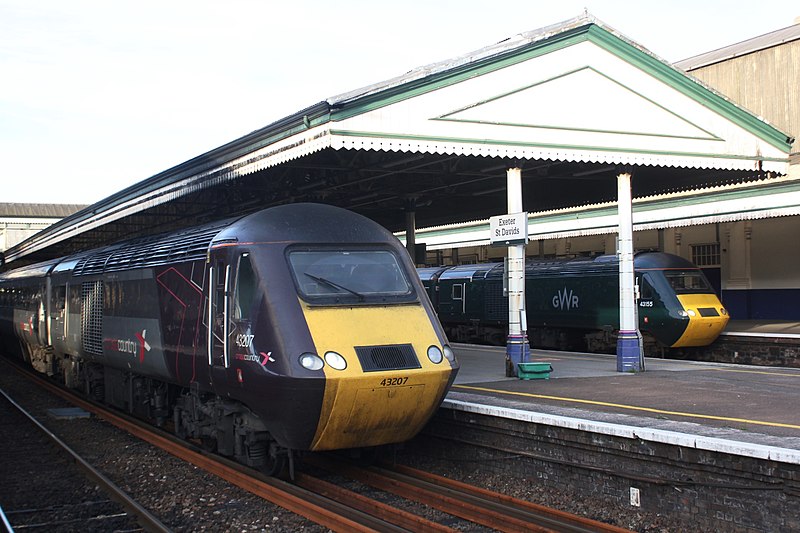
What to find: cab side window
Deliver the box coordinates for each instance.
[640,274,655,300]
[234,253,257,320]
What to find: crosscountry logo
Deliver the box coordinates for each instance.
[113,330,152,362]
[135,329,151,363]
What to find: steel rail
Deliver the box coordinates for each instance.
[0,386,170,533]
[4,360,402,532]
[294,472,454,533]
[309,455,634,533]
[389,463,633,533]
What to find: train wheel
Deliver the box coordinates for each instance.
[200,436,217,452]
[262,442,289,478]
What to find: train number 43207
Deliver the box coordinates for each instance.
[380,377,408,387]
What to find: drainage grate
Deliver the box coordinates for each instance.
[355,344,421,372]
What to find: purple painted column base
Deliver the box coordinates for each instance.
[505,334,531,377]
[616,330,642,372]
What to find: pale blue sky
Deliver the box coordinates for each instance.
[1,0,797,204]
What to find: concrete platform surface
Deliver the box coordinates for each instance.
[448,344,800,455]
[722,320,800,338]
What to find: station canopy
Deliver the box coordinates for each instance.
[4,14,793,267]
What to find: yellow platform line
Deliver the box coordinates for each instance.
[453,384,800,430]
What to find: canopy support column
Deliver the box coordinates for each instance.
[505,167,530,377]
[617,171,643,372]
[405,199,416,263]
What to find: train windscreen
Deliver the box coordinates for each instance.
[288,249,416,305]
[664,270,713,294]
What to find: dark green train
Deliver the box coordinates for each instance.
[418,252,728,354]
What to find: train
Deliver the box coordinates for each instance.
[0,203,458,475]
[418,252,729,355]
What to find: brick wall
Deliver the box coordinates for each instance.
[674,336,800,368]
[413,407,799,531]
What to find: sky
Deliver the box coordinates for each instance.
[1,0,798,205]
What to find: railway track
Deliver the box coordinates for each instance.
[0,359,371,531]
[305,455,633,533]
[0,386,168,532]
[3,357,634,531]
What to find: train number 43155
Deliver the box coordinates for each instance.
[380,377,408,387]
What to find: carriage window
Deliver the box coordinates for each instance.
[664,270,712,294]
[288,248,416,305]
[234,253,257,320]
[452,283,463,300]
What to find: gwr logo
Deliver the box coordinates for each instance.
[552,287,579,310]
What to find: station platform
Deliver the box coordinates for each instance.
[721,319,800,339]
[446,343,800,463]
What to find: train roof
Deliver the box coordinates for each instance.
[633,252,697,270]
[424,252,700,281]
[437,263,503,281]
[213,203,399,247]
[0,257,61,281]
[1,204,404,278]
[416,266,450,281]
[70,217,235,276]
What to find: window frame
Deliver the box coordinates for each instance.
[286,245,417,306]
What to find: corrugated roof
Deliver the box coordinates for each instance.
[0,203,88,218]
[676,23,800,71]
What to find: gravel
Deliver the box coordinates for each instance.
[1,359,690,531]
[0,361,324,532]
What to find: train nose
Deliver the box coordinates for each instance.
[300,304,458,451]
[309,366,454,451]
[672,295,730,347]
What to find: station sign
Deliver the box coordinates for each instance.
[489,212,529,246]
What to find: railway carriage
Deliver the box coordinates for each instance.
[0,203,458,475]
[420,252,728,354]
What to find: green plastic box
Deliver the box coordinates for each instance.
[517,362,553,380]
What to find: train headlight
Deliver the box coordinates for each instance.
[687,309,696,317]
[427,345,443,364]
[443,345,456,362]
[324,351,347,371]
[299,352,324,371]
[721,307,728,316]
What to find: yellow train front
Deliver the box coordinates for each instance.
[635,252,729,348]
[214,203,458,456]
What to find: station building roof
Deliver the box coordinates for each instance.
[2,13,794,268]
[676,21,800,70]
[0,203,87,219]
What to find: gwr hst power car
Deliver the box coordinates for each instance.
[419,252,728,354]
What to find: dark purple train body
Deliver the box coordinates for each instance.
[0,204,458,474]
